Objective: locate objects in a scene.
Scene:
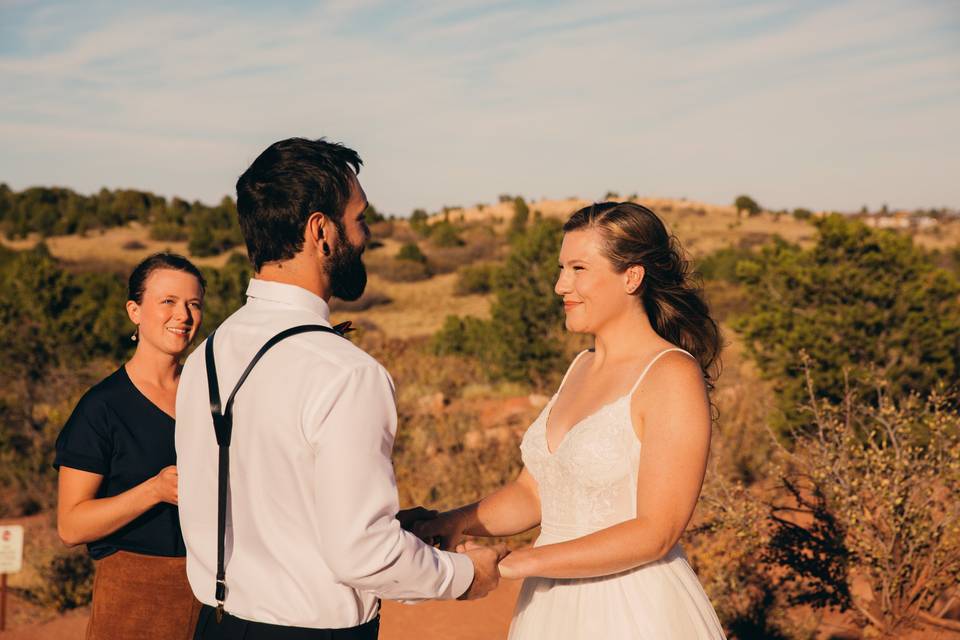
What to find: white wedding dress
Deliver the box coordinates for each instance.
[508,348,726,639]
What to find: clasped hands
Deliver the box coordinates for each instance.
[397,507,517,599]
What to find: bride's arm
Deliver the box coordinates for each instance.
[415,467,541,549]
[498,354,711,580]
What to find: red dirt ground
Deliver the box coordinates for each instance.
[0,580,524,640]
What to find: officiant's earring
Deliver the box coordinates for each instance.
[322,241,331,256]
[130,326,139,342]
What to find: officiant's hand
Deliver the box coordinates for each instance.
[412,509,465,551]
[457,541,509,600]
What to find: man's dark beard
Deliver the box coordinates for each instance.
[327,237,367,302]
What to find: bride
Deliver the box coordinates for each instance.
[417,201,727,638]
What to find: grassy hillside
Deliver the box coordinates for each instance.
[1,195,958,638]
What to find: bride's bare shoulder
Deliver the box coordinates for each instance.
[641,349,704,391]
[631,349,707,419]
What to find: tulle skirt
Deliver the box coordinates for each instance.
[508,536,726,640]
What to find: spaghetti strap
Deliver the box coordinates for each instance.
[628,347,695,396]
[556,350,591,396]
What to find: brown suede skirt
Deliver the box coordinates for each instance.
[87,550,202,640]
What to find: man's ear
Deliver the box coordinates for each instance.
[305,211,327,246]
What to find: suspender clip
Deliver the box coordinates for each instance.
[215,578,226,623]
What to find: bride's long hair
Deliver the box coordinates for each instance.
[563,202,722,391]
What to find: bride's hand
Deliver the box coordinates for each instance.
[497,546,531,580]
[412,509,466,550]
[397,506,438,533]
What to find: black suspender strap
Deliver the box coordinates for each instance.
[204,324,344,623]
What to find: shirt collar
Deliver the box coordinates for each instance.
[245,279,331,322]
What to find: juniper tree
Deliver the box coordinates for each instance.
[735,215,960,433]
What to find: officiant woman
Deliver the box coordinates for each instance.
[54,252,205,640]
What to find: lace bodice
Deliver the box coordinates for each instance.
[519,348,693,542]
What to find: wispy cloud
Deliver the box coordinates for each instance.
[1,0,958,212]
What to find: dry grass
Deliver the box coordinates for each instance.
[431,195,960,256]
[331,271,491,338]
[0,221,489,339]
[430,196,819,258]
[5,196,955,275]
[0,222,240,268]
[911,221,960,251]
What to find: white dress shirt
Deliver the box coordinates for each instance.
[175,278,474,628]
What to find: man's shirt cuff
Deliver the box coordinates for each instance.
[444,550,476,600]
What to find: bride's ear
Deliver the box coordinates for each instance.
[624,265,644,294]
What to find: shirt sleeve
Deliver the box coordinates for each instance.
[305,363,474,601]
[53,397,112,475]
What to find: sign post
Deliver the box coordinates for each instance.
[0,525,25,632]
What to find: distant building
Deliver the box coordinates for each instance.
[861,213,939,230]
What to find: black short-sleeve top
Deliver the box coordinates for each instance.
[54,366,186,560]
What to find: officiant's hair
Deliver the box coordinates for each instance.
[564,202,721,391]
[128,252,206,304]
[236,137,363,271]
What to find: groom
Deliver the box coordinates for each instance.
[175,138,504,639]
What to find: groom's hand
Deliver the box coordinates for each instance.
[457,543,509,601]
[397,506,438,535]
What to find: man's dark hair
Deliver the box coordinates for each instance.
[235,137,362,271]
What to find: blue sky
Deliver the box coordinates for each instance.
[1,0,958,214]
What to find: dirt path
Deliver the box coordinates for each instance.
[380,579,521,639]
[0,580,522,640]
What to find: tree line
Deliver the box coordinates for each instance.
[0,184,244,257]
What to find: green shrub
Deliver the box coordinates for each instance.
[735,195,760,217]
[0,184,248,247]
[454,262,499,295]
[149,221,188,241]
[432,315,496,357]
[188,221,216,256]
[433,219,565,387]
[766,377,960,634]
[792,208,813,221]
[697,245,756,284]
[364,203,386,224]
[197,252,253,340]
[0,246,130,514]
[735,215,960,433]
[409,209,429,236]
[383,259,432,282]
[428,221,464,247]
[508,197,529,240]
[186,199,244,257]
[491,219,566,384]
[396,242,427,263]
[30,550,94,611]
